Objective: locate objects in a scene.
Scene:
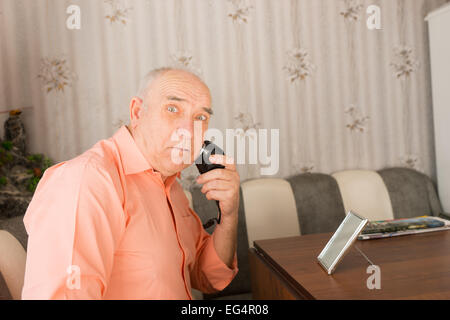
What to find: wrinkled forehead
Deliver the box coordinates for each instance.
[147,70,211,105]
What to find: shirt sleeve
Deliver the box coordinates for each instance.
[21,157,126,300]
[188,207,239,294]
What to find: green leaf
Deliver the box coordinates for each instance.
[1,141,13,151]
[27,176,40,192]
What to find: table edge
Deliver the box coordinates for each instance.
[253,243,316,300]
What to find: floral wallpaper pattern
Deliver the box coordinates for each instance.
[227,0,253,24]
[391,46,420,80]
[171,51,202,75]
[393,0,423,170]
[37,56,76,94]
[104,0,132,25]
[0,0,447,183]
[283,48,316,84]
[340,0,364,22]
[234,112,260,138]
[345,105,370,133]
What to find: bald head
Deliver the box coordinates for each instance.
[137,68,211,111]
[128,67,213,180]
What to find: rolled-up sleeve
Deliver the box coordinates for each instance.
[21,158,126,300]
[189,208,239,293]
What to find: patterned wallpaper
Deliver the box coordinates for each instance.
[0,0,447,186]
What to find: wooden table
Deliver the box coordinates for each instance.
[249,230,450,299]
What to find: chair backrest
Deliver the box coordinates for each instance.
[287,173,346,235]
[378,167,442,219]
[332,170,394,221]
[241,178,300,247]
[0,230,26,300]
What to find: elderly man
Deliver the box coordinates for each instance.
[21,68,240,299]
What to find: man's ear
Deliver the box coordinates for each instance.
[129,97,144,126]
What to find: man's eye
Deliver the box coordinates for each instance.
[196,114,207,121]
[167,106,178,113]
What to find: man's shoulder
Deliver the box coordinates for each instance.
[24,137,127,234]
[44,137,123,185]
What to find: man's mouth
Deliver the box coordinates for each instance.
[171,147,190,152]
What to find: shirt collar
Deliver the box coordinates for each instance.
[113,125,151,175]
[112,125,181,180]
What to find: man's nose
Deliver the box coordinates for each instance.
[175,120,194,140]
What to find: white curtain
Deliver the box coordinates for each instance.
[0,0,447,185]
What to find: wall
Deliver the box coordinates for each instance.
[0,0,447,186]
[427,3,450,212]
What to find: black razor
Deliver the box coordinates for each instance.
[195,140,225,229]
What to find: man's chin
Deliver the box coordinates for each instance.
[168,148,194,166]
[163,162,193,177]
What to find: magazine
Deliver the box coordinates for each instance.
[357,216,450,240]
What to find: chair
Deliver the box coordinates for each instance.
[377,167,443,219]
[287,173,346,235]
[240,178,301,247]
[0,230,26,300]
[332,170,394,221]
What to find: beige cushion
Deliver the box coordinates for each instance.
[0,230,26,300]
[332,170,394,221]
[241,178,300,247]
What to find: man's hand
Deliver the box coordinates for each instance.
[196,154,240,268]
[196,154,240,221]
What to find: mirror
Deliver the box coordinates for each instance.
[317,211,368,275]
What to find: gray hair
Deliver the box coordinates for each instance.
[136,67,206,111]
[136,67,173,110]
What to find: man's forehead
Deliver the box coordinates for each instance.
[155,71,209,91]
[151,75,211,103]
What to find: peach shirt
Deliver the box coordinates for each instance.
[21,126,238,299]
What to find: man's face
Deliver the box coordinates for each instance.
[130,70,212,179]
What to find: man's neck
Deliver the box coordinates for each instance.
[126,125,174,184]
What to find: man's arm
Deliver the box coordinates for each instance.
[187,205,239,294]
[196,154,240,268]
[212,212,238,269]
[22,159,126,299]
[187,154,240,293]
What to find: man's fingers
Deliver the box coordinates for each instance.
[196,168,235,184]
[201,179,233,194]
[205,189,234,202]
